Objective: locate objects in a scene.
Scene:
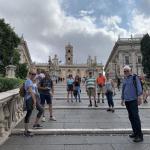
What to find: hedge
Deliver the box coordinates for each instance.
[0,77,24,92]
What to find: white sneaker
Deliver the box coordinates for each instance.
[42,117,46,122]
[50,116,56,121]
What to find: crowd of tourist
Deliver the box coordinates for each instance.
[22,66,150,142]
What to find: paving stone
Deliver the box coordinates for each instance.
[1,83,150,149]
[112,144,148,150]
[15,109,150,129]
[2,135,150,150]
[64,144,114,150]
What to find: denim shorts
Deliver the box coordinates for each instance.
[40,94,52,105]
[67,84,73,91]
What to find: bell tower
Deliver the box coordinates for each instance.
[65,43,73,65]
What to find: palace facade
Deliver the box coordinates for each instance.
[104,36,144,79]
[17,36,32,68]
[18,39,103,78]
[35,43,103,78]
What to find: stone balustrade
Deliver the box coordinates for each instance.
[0,89,24,145]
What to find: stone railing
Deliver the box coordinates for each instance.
[0,89,24,145]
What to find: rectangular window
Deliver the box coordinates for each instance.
[125,56,129,65]
[137,56,142,64]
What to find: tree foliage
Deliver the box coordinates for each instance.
[13,48,20,65]
[141,33,150,77]
[0,77,23,92]
[0,18,20,75]
[16,63,28,79]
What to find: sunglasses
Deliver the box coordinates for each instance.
[124,70,129,73]
[29,72,36,75]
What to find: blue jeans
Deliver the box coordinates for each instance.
[105,91,114,107]
[74,86,81,101]
[125,100,143,138]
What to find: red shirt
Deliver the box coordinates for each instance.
[96,75,106,86]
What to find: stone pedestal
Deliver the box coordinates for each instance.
[5,65,16,78]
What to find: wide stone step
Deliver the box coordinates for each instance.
[2,134,150,150]
[15,109,150,132]
[12,128,150,135]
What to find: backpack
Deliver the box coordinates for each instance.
[19,83,26,97]
[133,74,143,96]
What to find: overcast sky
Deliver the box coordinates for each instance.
[0,0,150,65]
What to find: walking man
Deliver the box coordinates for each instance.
[86,72,98,107]
[121,65,143,142]
[96,72,106,103]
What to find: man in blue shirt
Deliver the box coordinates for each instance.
[121,65,143,142]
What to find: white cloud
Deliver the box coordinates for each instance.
[79,10,94,17]
[101,15,122,26]
[0,0,132,64]
[100,15,128,38]
[130,9,150,35]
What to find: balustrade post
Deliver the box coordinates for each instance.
[0,104,5,136]
[3,104,10,131]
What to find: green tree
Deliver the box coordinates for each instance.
[141,33,150,77]
[16,63,28,79]
[0,18,20,75]
[13,48,20,65]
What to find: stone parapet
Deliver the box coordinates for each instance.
[0,89,24,145]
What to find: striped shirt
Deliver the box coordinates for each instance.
[86,77,96,89]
